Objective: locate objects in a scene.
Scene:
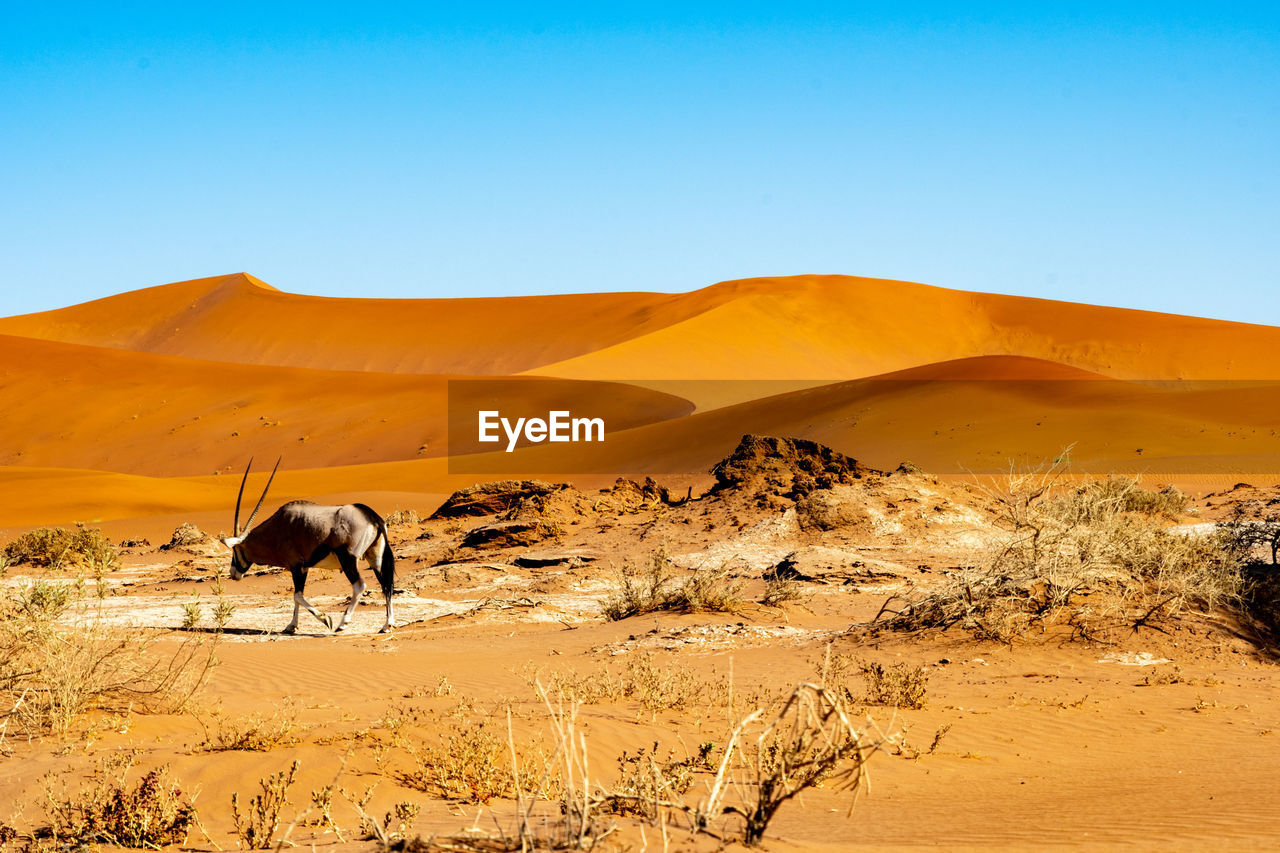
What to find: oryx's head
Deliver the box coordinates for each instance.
[220,456,280,580]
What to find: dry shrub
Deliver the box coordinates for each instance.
[761,575,804,607]
[231,760,299,849]
[599,743,698,818]
[200,703,300,752]
[527,654,721,716]
[727,685,873,845]
[397,719,519,804]
[42,755,196,848]
[859,662,928,709]
[4,524,117,571]
[875,465,1243,643]
[0,580,216,736]
[602,548,742,620]
[666,563,744,613]
[621,653,713,714]
[601,549,672,620]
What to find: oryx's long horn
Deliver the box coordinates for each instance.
[233,457,255,536]
[242,456,282,532]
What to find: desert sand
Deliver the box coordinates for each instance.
[1,274,1279,851]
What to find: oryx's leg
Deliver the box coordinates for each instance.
[283,565,331,634]
[334,551,365,633]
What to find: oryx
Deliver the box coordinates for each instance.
[220,458,396,634]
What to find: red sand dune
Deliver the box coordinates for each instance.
[4,272,1280,527]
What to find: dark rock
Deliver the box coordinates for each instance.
[513,551,599,569]
[460,520,542,548]
[431,480,571,519]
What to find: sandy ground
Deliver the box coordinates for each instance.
[3,466,1279,851]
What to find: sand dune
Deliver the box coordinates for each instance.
[0,272,725,375]
[5,273,1280,526]
[449,356,1280,477]
[0,333,692,478]
[7,273,1280,385]
[527,275,1280,384]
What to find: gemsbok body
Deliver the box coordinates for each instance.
[220,458,396,634]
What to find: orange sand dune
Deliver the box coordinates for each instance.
[6,273,1280,385]
[527,275,1280,385]
[0,273,727,375]
[0,333,692,477]
[453,356,1280,477]
[7,271,1280,527]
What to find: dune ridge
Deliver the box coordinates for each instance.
[7,273,1280,381]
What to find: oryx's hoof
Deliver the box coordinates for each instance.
[379,624,395,634]
[282,624,298,635]
[333,623,346,633]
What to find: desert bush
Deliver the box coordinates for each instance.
[601,549,673,620]
[398,718,515,804]
[181,592,203,630]
[42,755,196,848]
[600,743,698,819]
[524,655,723,717]
[4,524,117,571]
[665,563,744,613]
[674,683,875,846]
[602,548,743,619]
[200,703,300,752]
[231,760,299,849]
[1045,477,1187,520]
[859,662,928,709]
[622,653,713,715]
[521,663,625,705]
[733,686,872,845]
[1218,506,1280,565]
[0,578,216,736]
[875,464,1243,643]
[761,575,804,607]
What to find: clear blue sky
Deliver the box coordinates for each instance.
[2,2,1277,322]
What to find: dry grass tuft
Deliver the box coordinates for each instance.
[523,654,724,716]
[199,702,301,752]
[602,548,743,620]
[398,718,513,804]
[859,661,929,709]
[761,575,805,607]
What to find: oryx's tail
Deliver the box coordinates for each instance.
[379,530,395,597]
[355,503,395,597]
